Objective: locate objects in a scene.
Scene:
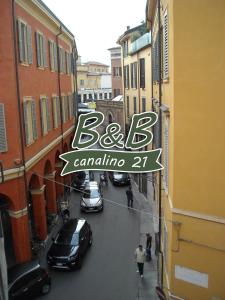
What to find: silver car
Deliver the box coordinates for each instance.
[80,181,103,212]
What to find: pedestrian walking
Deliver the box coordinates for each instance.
[146,233,152,261]
[126,185,133,208]
[134,245,146,278]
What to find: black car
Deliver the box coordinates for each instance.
[47,218,92,270]
[8,260,51,300]
[71,171,91,191]
[109,172,130,186]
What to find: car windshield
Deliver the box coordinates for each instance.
[56,231,79,246]
[83,189,99,198]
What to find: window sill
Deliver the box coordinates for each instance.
[163,78,169,83]
[20,62,29,67]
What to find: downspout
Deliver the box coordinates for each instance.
[157,0,163,288]
[12,0,29,217]
[56,26,64,152]
[121,46,127,137]
[72,41,78,126]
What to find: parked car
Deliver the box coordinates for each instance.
[109,172,130,186]
[47,218,92,270]
[80,181,103,212]
[71,171,92,191]
[8,260,51,300]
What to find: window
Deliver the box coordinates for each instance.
[124,65,129,89]
[80,80,84,86]
[40,96,51,135]
[142,97,146,112]
[59,47,66,73]
[52,96,61,128]
[23,98,38,145]
[126,96,130,118]
[131,62,137,89]
[68,94,74,119]
[0,104,8,152]
[163,9,169,79]
[133,97,137,114]
[113,67,122,77]
[123,40,128,57]
[109,92,112,99]
[94,93,97,100]
[99,93,102,100]
[163,118,169,191]
[139,58,145,88]
[36,32,47,68]
[17,19,33,64]
[104,93,108,99]
[49,40,57,71]
[83,94,87,101]
[88,94,93,100]
[62,95,69,123]
[66,52,71,74]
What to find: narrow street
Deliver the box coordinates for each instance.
[40,173,141,300]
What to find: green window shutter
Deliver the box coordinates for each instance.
[23,101,29,145]
[40,98,45,135]
[43,36,48,68]
[27,25,33,64]
[17,20,24,63]
[0,104,8,152]
[36,32,41,67]
[31,99,37,140]
[46,97,51,131]
[163,10,169,79]
[54,43,58,71]
[49,40,53,71]
[56,96,61,126]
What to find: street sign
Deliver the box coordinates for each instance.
[155,286,167,300]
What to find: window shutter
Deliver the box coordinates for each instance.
[36,32,41,67]
[27,25,33,64]
[140,59,145,88]
[49,41,53,71]
[54,43,58,71]
[127,65,130,88]
[131,64,133,88]
[57,96,61,125]
[31,99,37,140]
[163,10,169,79]
[164,119,169,190]
[43,36,47,68]
[40,98,45,135]
[23,101,29,145]
[46,97,51,131]
[0,104,8,152]
[17,20,24,63]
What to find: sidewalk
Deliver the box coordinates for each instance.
[132,179,158,300]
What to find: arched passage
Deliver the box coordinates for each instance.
[29,174,47,240]
[0,195,16,267]
[44,160,57,231]
[108,112,113,124]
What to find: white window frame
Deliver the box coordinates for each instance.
[36,31,47,68]
[17,19,33,65]
[40,96,51,135]
[23,97,37,145]
[0,103,8,152]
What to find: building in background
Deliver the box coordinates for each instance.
[77,58,112,102]
[0,0,77,266]
[108,47,123,98]
[146,0,225,299]
[117,24,151,198]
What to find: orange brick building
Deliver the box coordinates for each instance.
[0,0,78,265]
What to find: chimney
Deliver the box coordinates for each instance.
[126,26,130,30]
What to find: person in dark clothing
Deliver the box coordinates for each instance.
[146,233,152,261]
[126,186,133,208]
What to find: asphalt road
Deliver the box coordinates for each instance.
[40,173,141,300]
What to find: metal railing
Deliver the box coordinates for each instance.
[130,32,151,54]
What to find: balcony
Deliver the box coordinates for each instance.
[130,32,151,55]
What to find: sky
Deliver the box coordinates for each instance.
[43,0,147,66]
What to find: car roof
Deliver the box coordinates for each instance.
[60,218,86,234]
[8,260,41,284]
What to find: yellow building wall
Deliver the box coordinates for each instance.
[150,0,225,299]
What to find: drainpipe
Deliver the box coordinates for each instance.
[12,0,29,219]
[121,46,127,137]
[157,0,163,288]
[72,41,78,126]
[56,26,64,153]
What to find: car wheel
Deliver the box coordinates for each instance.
[41,283,51,295]
[89,236,93,246]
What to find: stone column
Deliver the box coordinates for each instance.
[44,171,57,214]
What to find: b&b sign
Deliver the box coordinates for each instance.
[60,112,163,176]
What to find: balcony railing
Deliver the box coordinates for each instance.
[130,32,151,54]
